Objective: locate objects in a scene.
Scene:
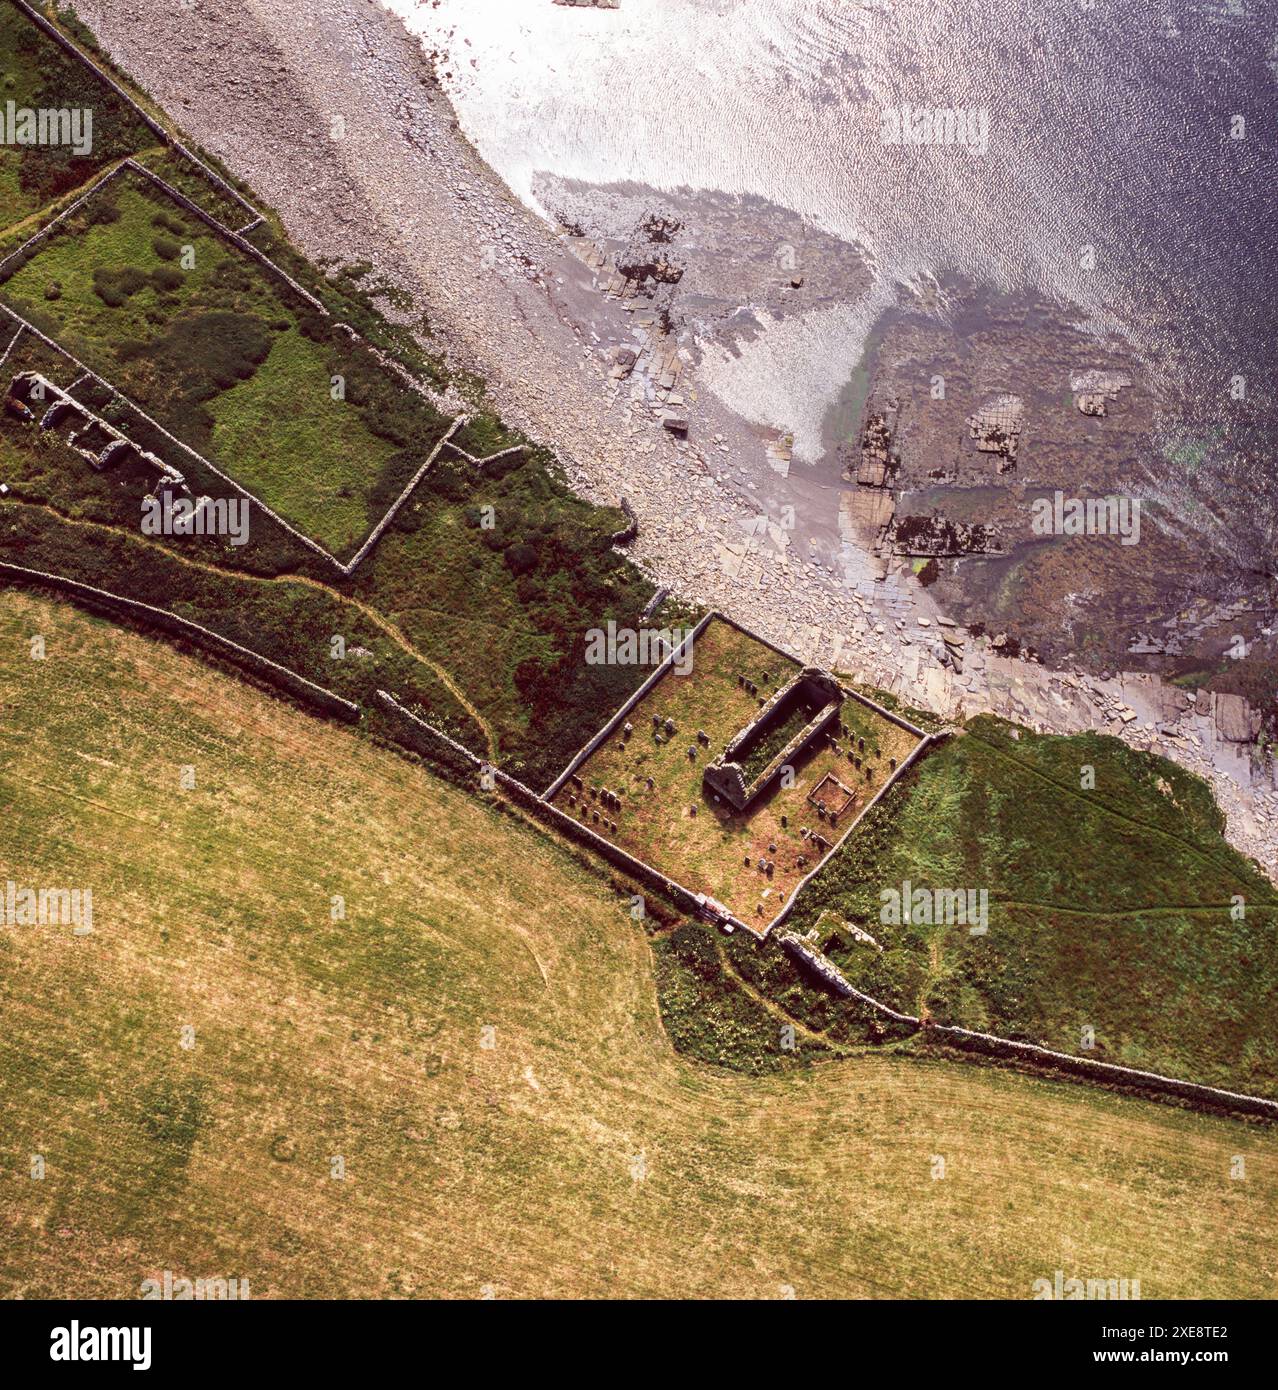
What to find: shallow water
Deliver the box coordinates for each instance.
[388,0,1278,558]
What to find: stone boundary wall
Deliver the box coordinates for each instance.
[923,1022,1278,1119]
[639,586,668,622]
[11,0,262,224]
[340,415,468,572]
[778,930,1278,1118]
[714,611,929,739]
[0,324,24,373]
[0,562,360,723]
[609,497,638,546]
[841,683,928,739]
[467,443,526,470]
[334,321,454,418]
[778,933,921,1025]
[445,441,527,470]
[542,609,716,799]
[0,161,128,283]
[374,689,760,933]
[125,162,324,312]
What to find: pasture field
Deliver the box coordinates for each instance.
[787,716,1278,1096]
[2,591,1273,1299]
[0,168,446,555]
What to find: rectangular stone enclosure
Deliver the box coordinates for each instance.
[547,615,926,927]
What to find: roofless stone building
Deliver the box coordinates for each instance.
[702,668,843,812]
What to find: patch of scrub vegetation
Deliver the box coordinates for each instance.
[0,169,453,555]
[5,591,1275,1299]
[0,2,154,228]
[651,920,912,1073]
[355,446,665,788]
[0,499,483,747]
[652,923,816,1073]
[786,715,1278,1096]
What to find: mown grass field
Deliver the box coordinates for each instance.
[788,716,1278,1097]
[2,591,1275,1299]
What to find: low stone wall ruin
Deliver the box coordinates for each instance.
[375,688,757,934]
[778,929,1278,1118]
[0,563,360,723]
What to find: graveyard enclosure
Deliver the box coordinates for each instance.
[549,615,925,927]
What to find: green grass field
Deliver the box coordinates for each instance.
[786,715,1278,1096]
[1,591,1275,1299]
[0,3,154,228]
[0,169,449,554]
[206,327,398,550]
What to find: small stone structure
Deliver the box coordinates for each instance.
[808,771,856,817]
[7,371,189,495]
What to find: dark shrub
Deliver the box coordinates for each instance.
[92,265,149,306]
[504,542,538,576]
[151,265,184,293]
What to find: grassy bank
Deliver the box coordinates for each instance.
[785,715,1278,1096]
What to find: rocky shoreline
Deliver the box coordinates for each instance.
[77,0,1277,877]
